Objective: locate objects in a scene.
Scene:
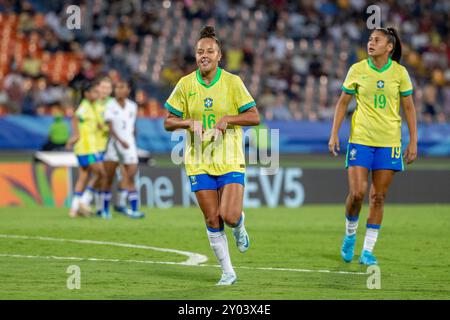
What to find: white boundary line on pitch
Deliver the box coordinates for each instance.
[0,234,207,266]
[0,234,368,275]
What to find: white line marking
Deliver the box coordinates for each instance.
[0,234,208,266]
[0,234,368,275]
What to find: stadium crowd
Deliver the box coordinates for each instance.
[0,0,448,123]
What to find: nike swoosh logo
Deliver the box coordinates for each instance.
[232,174,241,177]
[188,92,196,97]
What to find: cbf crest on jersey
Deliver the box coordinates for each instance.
[377,80,384,89]
[204,97,213,109]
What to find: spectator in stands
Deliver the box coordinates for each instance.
[41,110,70,151]
[83,36,106,63]
[226,40,244,73]
[22,52,42,77]
[265,92,291,121]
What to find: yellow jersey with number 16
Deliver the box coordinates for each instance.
[342,58,413,147]
[165,67,256,176]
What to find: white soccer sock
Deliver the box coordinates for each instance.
[117,189,128,208]
[363,225,380,252]
[94,190,102,213]
[80,187,94,206]
[345,216,359,236]
[70,192,82,212]
[207,228,235,275]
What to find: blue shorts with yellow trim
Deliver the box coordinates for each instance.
[189,172,245,192]
[345,143,404,172]
[76,153,101,168]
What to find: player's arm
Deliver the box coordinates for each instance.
[65,116,80,150]
[164,112,204,137]
[107,120,129,149]
[328,91,353,156]
[215,106,260,131]
[401,94,418,164]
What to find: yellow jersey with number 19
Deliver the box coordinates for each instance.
[164,67,256,176]
[342,58,413,147]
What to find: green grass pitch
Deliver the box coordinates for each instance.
[0,205,449,299]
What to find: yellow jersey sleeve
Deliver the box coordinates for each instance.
[233,76,256,113]
[164,79,186,118]
[399,67,413,96]
[342,65,358,95]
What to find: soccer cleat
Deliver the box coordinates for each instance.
[128,210,145,219]
[114,205,129,215]
[341,234,356,263]
[101,211,112,220]
[359,250,378,265]
[216,272,237,286]
[232,214,250,253]
[78,203,93,217]
[68,209,80,218]
[233,228,250,253]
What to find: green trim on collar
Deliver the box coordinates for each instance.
[367,57,392,73]
[196,67,222,88]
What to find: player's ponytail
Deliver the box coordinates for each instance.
[387,27,402,63]
[198,25,222,52]
[373,27,402,63]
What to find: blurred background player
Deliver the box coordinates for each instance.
[79,76,113,216]
[328,27,417,265]
[103,80,144,219]
[65,81,108,218]
[164,26,260,285]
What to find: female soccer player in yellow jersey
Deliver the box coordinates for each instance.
[164,26,260,285]
[66,81,108,218]
[79,77,114,216]
[329,27,418,265]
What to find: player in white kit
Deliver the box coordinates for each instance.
[103,80,144,219]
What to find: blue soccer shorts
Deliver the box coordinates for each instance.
[345,142,404,171]
[189,171,245,192]
[76,153,101,168]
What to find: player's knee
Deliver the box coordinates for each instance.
[204,214,221,229]
[219,209,241,227]
[370,192,386,207]
[349,190,365,203]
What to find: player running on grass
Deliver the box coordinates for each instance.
[329,27,418,265]
[66,81,108,218]
[164,26,260,285]
[103,80,144,219]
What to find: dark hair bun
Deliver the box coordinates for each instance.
[199,25,216,39]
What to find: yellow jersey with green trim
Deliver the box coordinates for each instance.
[165,67,256,176]
[342,58,413,147]
[74,99,99,155]
[94,97,111,152]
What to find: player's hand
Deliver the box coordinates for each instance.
[213,117,228,141]
[328,134,340,156]
[189,120,204,140]
[120,140,130,149]
[403,142,417,164]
